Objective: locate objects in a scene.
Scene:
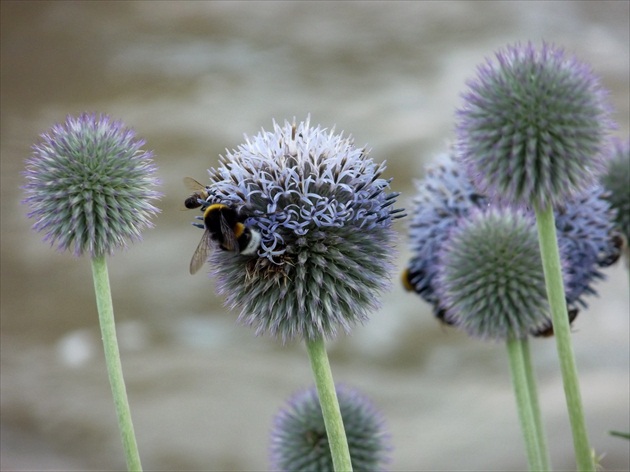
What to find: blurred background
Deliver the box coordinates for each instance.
[1,1,628,470]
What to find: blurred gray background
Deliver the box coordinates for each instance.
[1,1,628,470]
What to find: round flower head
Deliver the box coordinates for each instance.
[436,208,553,341]
[456,42,614,209]
[402,153,488,317]
[192,117,403,342]
[23,113,161,257]
[600,138,630,246]
[270,385,391,471]
[555,186,621,307]
[404,153,620,336]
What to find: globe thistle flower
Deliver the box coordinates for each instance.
[435,208,552,341]
[270,385,391,471]
[403,153,618,336]
[600,138,630,249]
[402,153,488,319]
[190,117,403,342]
[23,113,161,257]
[21,113,159,470]
[456,42,614,210]
[555,186,621,306]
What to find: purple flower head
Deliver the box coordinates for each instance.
[404,152,619,337]
[402,153,488,313]
[600,138,630,249]
[270,384,391,471]
[23,113,161,257]
[456,42,614,210]
[436,207,552,341]
[188,117,404,342]
[555,186,621,307]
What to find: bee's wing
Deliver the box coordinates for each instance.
[219,212,240,252]
[189,230,213,275]
[183,177,206,192]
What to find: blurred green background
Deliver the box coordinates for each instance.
[1,1,628,470]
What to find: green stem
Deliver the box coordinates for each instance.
[535,204,594,472]
[521,338,552,471]
[609,431,630,440]
[305,337,353,472]
[91,255,143,472]
[507,337,544,471]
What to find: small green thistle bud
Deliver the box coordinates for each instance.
[270,385,391,471]
[23,113,161,257]
[436,208,554,340]
[601,138,630,246]
[456,42,615,209]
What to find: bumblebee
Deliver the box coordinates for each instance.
[188,202,262,275]
[182,177,210,210]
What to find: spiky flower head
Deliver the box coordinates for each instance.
[436,208,552,340]
[23,113,161,257]
[555,186,621,307]
[404,153,619,336]
[270,385,391,471]
[402,153,488,313]
[456,42,614,210]
[600,138,630,246]
[192,117,403,343]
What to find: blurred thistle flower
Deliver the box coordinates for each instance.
[270,385,391,471]
[23,113,161,257]
[456,42,614,210]
[600,138,630,248]
[193,117,403,342]
[403,153,619,336]
[555,186,622,307]
[402,153,488,316]
[435,207,552,340]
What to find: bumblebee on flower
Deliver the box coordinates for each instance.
[184,117,404,343]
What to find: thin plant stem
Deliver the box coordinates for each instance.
[305,337,353,472]
[535,204,595,472]
[507,337,544,471]
[521,338,552,471]
[609,431,630,440]
[91,255,143,472]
